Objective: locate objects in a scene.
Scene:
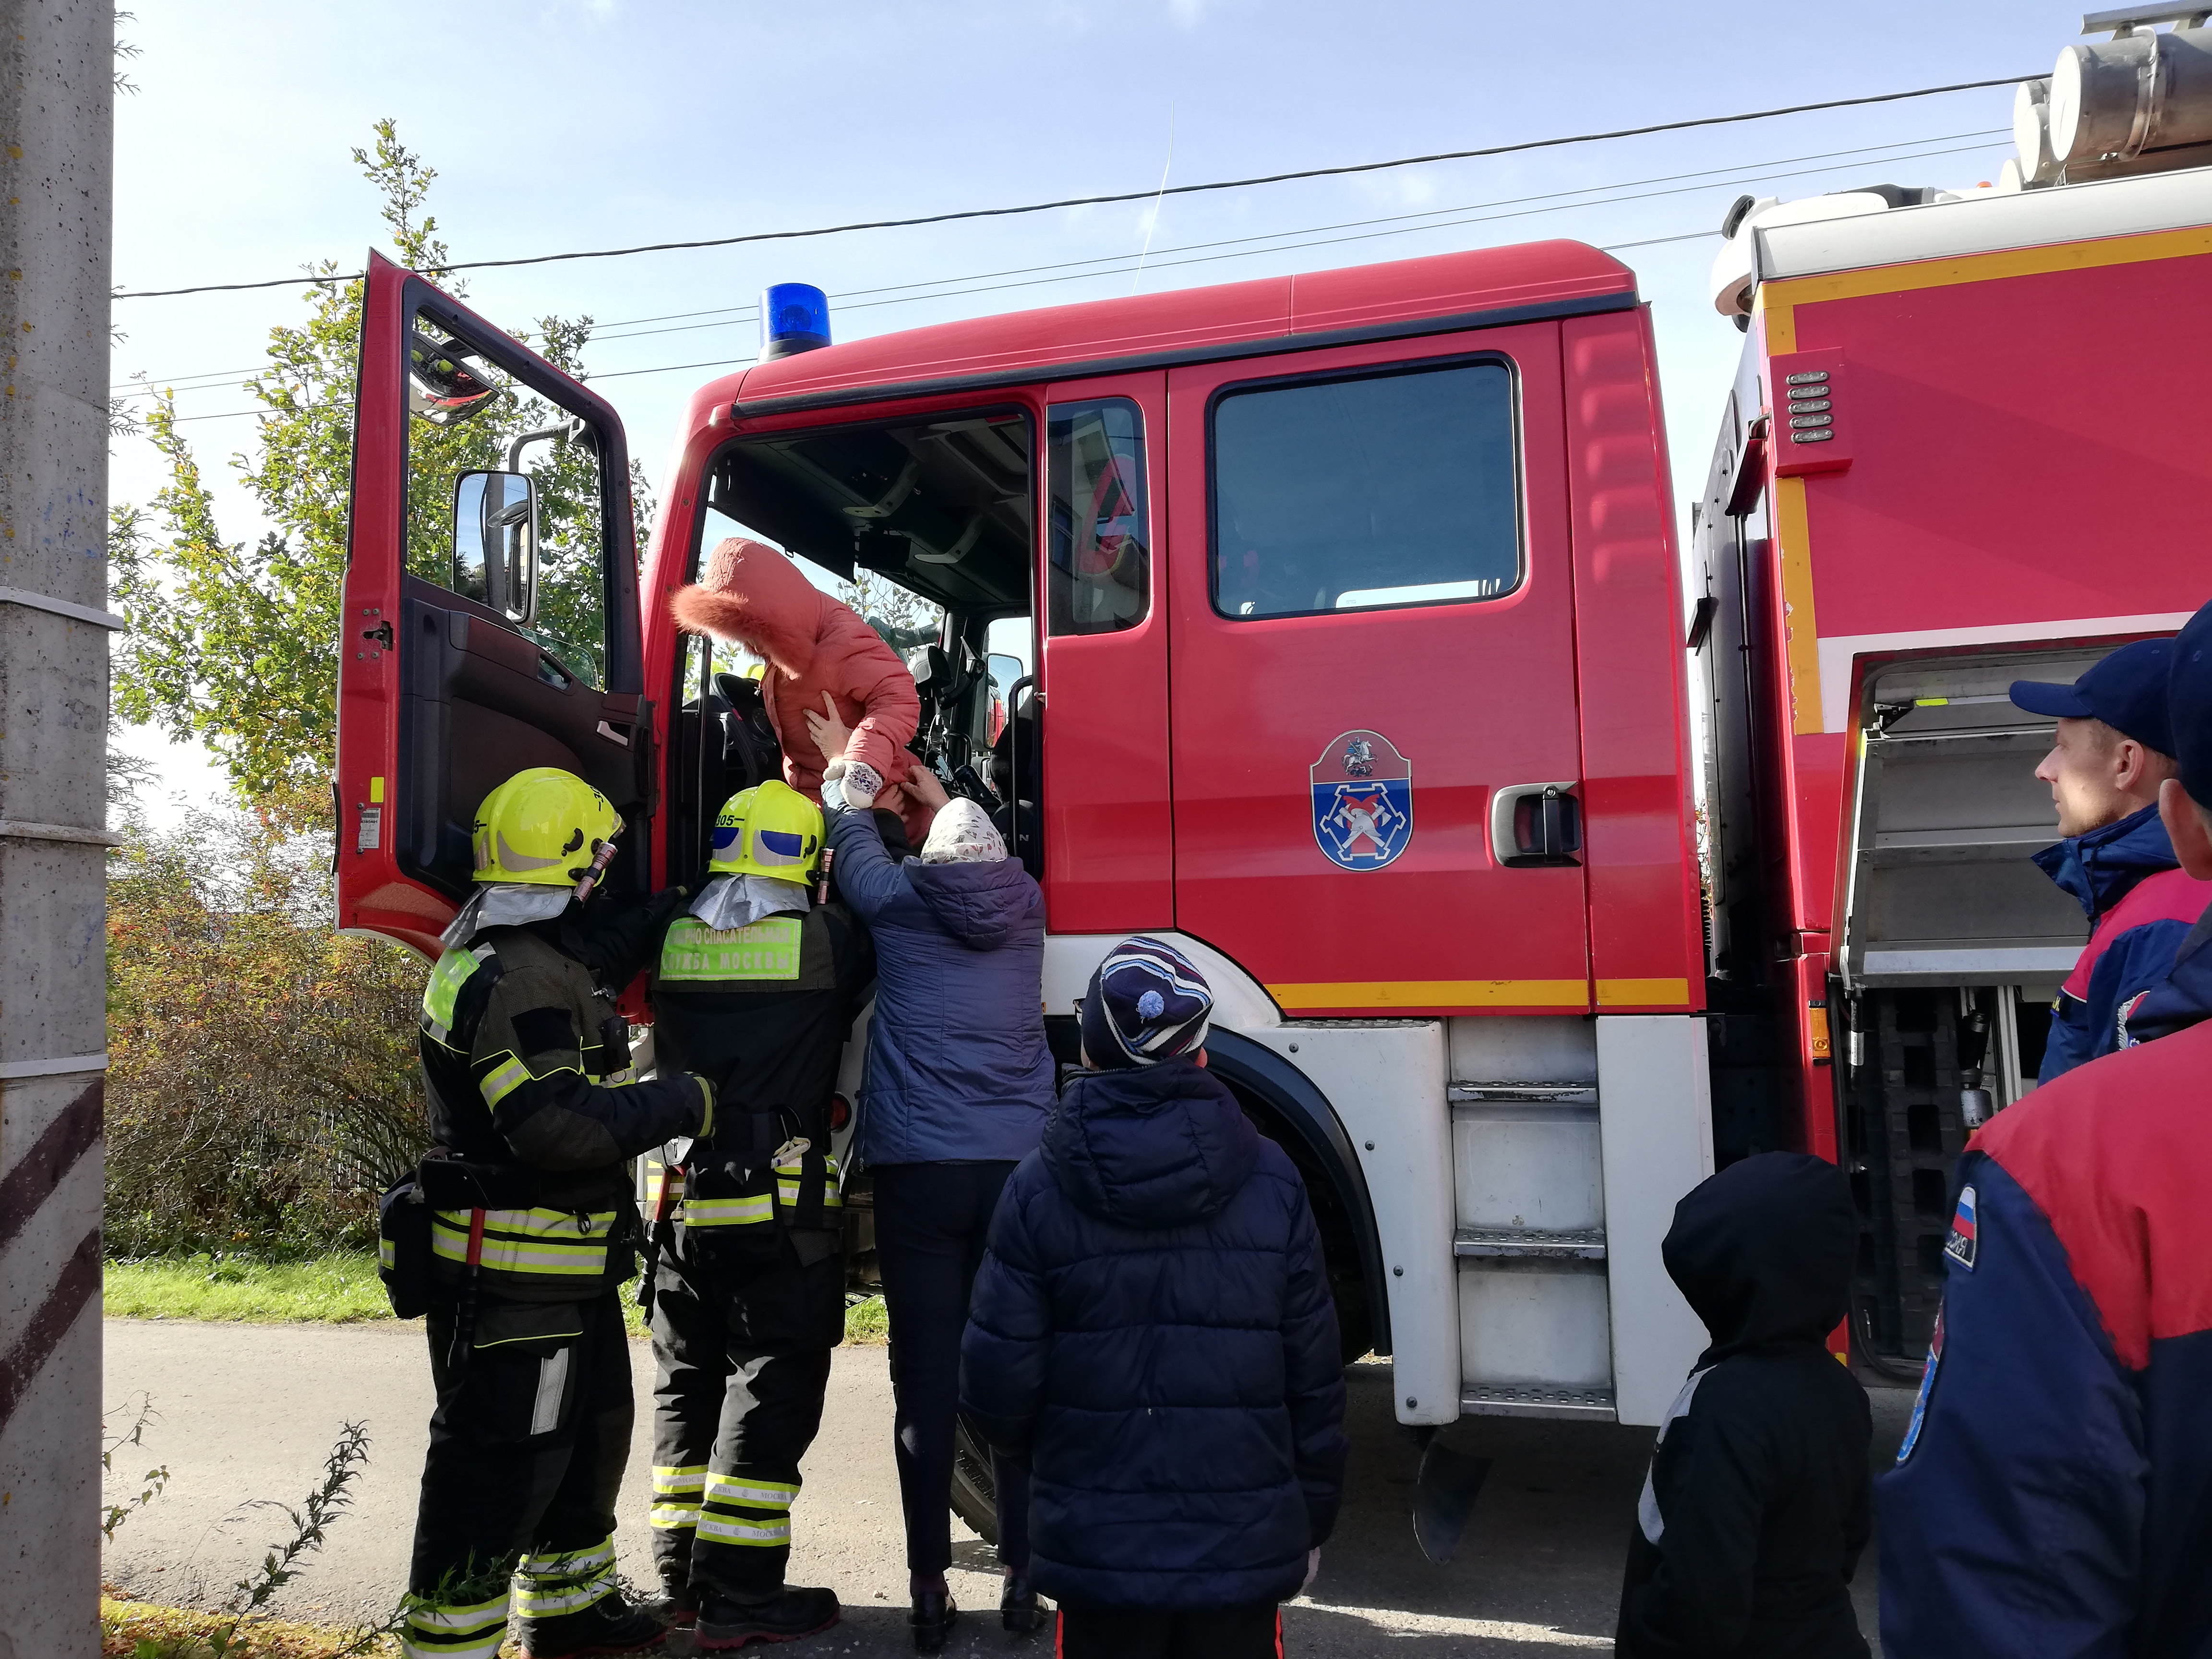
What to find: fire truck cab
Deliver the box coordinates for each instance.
[339,239,1710,1435]
[334,40,2212,1448]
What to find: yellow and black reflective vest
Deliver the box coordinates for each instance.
[418,922,707,1300]
[649,900,872,1259]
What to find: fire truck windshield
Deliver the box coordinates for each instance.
[703,409,1033,617]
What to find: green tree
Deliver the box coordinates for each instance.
[111,120,646,813]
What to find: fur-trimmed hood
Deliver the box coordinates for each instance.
[671,536,833,675]
[670,538,922,810]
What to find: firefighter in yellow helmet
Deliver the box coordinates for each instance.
[394,767,710,1659]
[640,781,875,1647]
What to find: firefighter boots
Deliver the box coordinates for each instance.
[695,1586,840,1650]
[517,1592,668,1658]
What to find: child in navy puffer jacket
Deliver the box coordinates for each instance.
[961,938,1347,1659]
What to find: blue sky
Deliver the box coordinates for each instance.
[108,0,2083,817]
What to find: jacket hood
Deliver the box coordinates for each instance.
[1663,1152,1857,1368]
[1042,1063,1259,1228]
[669,537,828,675]
[2033,802,2178,924]
[2120,900,2212,1045]
[904,854,1039,951]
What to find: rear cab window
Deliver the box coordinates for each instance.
[1210,359,1520,619]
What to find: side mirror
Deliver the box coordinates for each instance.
[453,470,538,623]
[987,652,1025,703]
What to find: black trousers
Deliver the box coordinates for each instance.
[408,1288,631,1647]
[873,1160,1032,1575]
[1056,1602,1285,1659]
[649,1234,842,1600]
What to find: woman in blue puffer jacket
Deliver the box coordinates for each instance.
[817,733,1055,1653]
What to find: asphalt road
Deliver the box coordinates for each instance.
[103,1319,1911,1656]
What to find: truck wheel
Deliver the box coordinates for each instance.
[950,1414,998,1545]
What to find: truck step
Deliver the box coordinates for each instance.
[1446,1081,1597,1105]
[1459,1384,1616,1420]
[1454,1226,1607,1260]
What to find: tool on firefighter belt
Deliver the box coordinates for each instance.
[448,1207,488,1370]
[816,844,835,906]
[637,1150,685,1322]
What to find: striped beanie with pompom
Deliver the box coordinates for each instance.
[1080,936,1213,1070]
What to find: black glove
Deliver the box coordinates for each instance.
[574,885,690,986]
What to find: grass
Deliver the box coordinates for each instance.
[104,1254,391,1326]
[101,1594,398,1658]
[105,1250,890,1345]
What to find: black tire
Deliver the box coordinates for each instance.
[950,1413,998,1546]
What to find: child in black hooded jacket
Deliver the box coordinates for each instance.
[1616,1152,1872,1659]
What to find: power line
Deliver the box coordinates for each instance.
[113,128,2009,399]
[121,228,1718,419]
[132,121,2013,421]
[579,126,2006,347]
[111,73,2034,301]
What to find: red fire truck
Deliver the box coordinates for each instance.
[333,19,2212,1471]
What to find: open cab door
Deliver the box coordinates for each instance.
[336,251,651,956]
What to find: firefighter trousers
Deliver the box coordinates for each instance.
[649,1235,843,1600]
[404,1287,632,1659]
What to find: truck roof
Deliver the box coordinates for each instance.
[1756,166,2212,289]
[702,239,1635,420]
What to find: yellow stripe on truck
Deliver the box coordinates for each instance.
[1266,978,1589,1011]
[1596,978,1693,1007]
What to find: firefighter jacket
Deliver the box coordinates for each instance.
[2032,803,2212,1081]
[419,920,709,1302]
[649,898,874,1263]
[1876,1001,2212,1657]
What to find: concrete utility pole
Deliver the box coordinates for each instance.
[0,4,116,1658]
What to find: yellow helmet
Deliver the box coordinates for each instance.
[472,767,622,887]
[709,780,822,883]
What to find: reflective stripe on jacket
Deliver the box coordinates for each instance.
[429,1207,618,1279]
[417,920,704,1300]
[680,1154,843,1230]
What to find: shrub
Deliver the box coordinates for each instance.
[105,797,427,1257]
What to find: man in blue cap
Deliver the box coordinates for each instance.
[2009,638,2212,1080]
[1877,600,2212,1656]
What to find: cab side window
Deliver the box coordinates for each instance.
[402,320,613,689]
[1047,398,1150,636]
[1210,360,1520,619]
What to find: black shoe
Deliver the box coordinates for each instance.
[520,1593,668,1658]
[1000,1575,1047,1634]
[910,1590,959,1654]
[696,1587,840,1649]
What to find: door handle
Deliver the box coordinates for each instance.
[1491,782,1582,868]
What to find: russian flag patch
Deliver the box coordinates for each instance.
[1943,1185,1978,1272]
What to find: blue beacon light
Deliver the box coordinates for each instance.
[760,282,832,360]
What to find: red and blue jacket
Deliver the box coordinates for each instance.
[2032,803,2212,1082]
[1875,970,2212,1656]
